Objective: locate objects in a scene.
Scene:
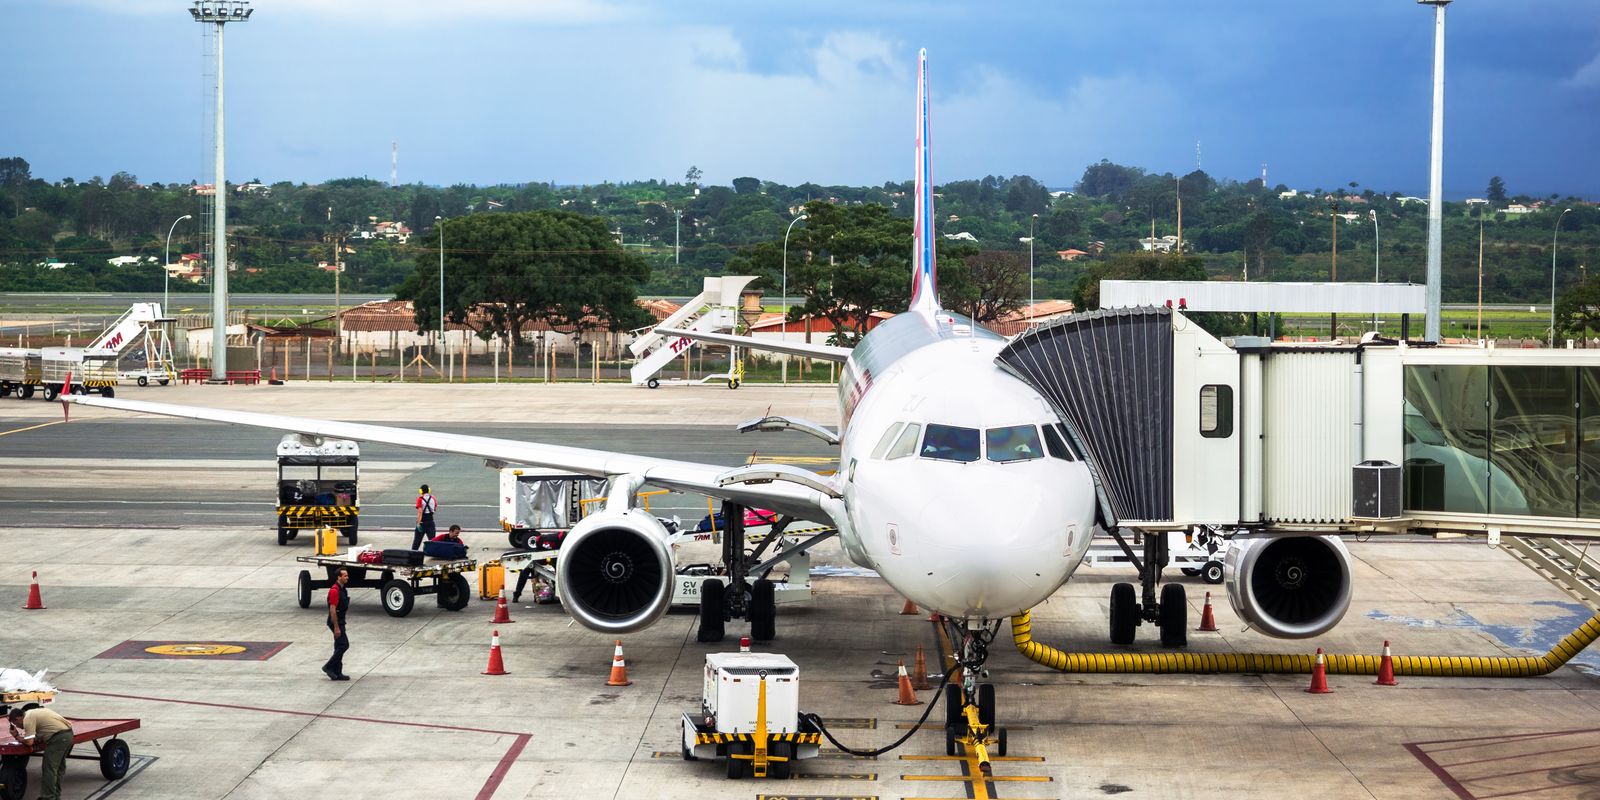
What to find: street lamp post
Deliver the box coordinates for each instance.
[1550,207,1574,346]
[1028,213,1038,327]
[781,213,807,385]
[675,209,682,265]
[1370,209,1379,332]
[436,215,445,359]
[163,214,192,316]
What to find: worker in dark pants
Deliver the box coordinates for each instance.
[323,567,351,681]
[8,706,73,800]
[411,484,438,550]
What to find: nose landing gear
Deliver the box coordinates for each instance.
[940,618,1009,772]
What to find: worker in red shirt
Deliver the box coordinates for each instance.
[411,484,438,550]
[323,567,350,681]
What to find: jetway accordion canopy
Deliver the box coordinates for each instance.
[1100,281,1426,314]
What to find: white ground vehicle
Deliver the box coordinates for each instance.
[1083,528,1231,584]
[681,651,821,778]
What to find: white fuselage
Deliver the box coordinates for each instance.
[825,312,1098,621]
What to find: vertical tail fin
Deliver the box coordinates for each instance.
[909,48,940,318]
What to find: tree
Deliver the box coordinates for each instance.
[685,166,703,186]
[1487,176,1508,206]
[1555,277,1600,342]
[732,176,761,195]
[947,250,1027,323]
[783,201,913,345]
[1003,175,1050,216]
[395,210,651,346]
[1076,160,1143,200]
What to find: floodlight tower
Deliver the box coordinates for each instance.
[190,0,253,380]
[1419,0,1450,342]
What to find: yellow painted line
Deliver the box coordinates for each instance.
[901,774,1052,782]
[900,754,1046,762]
[0,420,63,438]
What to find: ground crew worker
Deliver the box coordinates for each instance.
[8,706,73,800]
[323,567,351,681]
[412,484,438,549]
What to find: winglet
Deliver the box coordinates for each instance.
[60,370,72,422]
[908,48,940,319]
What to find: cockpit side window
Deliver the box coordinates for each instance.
[885,423,922,460]
[1042,423,1076,461]
[986,425,1043,463]
[871,422,905,460]
[920,424,980,463]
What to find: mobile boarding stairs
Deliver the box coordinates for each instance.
[630,276,757,388]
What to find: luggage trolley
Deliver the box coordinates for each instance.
[0,348,41,400]
[0,692,141,800]
[275,435,360,546]
[39,347,117,400]
[295,553,478,617]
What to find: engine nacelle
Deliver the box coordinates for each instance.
[555,509,675,635]
[1224,535,1353,639]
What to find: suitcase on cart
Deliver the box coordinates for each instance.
[381,548,425,566]
[478,561,504,600]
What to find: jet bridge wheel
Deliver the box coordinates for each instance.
[697,578,726,642]
[1109,582,1139,645]
[1158,582,1187,648]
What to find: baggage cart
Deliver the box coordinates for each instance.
[39,347,118,400]
[276,435,360,546]
[295,553,476,617]
[0,348,42,401]
[0,717,141,800]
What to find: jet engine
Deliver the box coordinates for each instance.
[555,509,675,635]
[1224,535,1352,639]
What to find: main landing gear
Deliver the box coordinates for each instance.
[697,502,780,644]
[939,618,1008,774]
[1106,528,1188,648]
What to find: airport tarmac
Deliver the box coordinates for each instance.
[3,384,1600,799]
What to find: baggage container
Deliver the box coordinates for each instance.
[314,527,340,556]
[478,561,504,600]
[381,549,425,567]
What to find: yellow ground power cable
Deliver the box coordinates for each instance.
[1011,610,1600,678]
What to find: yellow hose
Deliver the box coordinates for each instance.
[1011,610,1600,678]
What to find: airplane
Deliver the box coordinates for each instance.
[62,51,1356,748]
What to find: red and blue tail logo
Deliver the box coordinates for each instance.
[909,49,940,319]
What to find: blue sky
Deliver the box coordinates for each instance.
[3,0,1597,197]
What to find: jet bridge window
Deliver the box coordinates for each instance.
[885,423,922,460]
[1199,385,1234,439]
[986,425,1043,463]
[920,424,980,463]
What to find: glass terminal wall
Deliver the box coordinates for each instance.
[1404,364,1600,518]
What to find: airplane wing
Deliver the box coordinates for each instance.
[61,395,839,521]
[656,327,852,363]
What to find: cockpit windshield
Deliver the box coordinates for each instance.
[920,424,981,462]
[986,425,1043,463]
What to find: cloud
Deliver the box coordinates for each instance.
[1569,50,1600,88]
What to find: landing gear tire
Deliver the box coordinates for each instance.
[99,738,130,780]
[1109,582,1138,645]
[697,578,726,642]
[1203,560,1225,584]
[297,570,312,608]
[1159,582,1187,648]
[749,578,776,642]
[944,683,963,729]
[381,579,415,617]
[647,378,660,389]
[976,683,996,728]
[437,573,471,611]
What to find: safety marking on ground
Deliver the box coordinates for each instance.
[1405,726,1600,800]
[745,455,839,465]
[0,420,63,438]
[789,772,877,780]
[902,775,1053,782]
[895,723,1034,731]
[653,751,876,761]
[66,689,531,800]
[94,640,291,661]
[900,755,1046,762]
[823,717,876,730]
[895,737,1053,800]
[83,755,158,800]
[756,795,877,800]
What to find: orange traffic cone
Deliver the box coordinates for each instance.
[606,640,632,686]
[893,659,922,705]
[1196,592,1218,632]
[1375,640,1398,686]
[1305,647,1331,694]
[911,645,931,691]
[482,630,509,675]
[21,571,44,610]
[900,597,918,615]
[491,587,514,624]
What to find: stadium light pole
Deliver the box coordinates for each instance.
[163,214,192,316]
[1370,209,1380,332]
[1550,207,1574,346]
[781,213,807,385]
[190,0,252,381]
[436,215,445,356]
[1419,0,1450,342]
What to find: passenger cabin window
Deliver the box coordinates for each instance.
[986,425,1043,463]
[920,424,981,463]
[871,423,905,460]
[885,423,922,460]
[1200,384,1234,439]
[1042,423,1076,461]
